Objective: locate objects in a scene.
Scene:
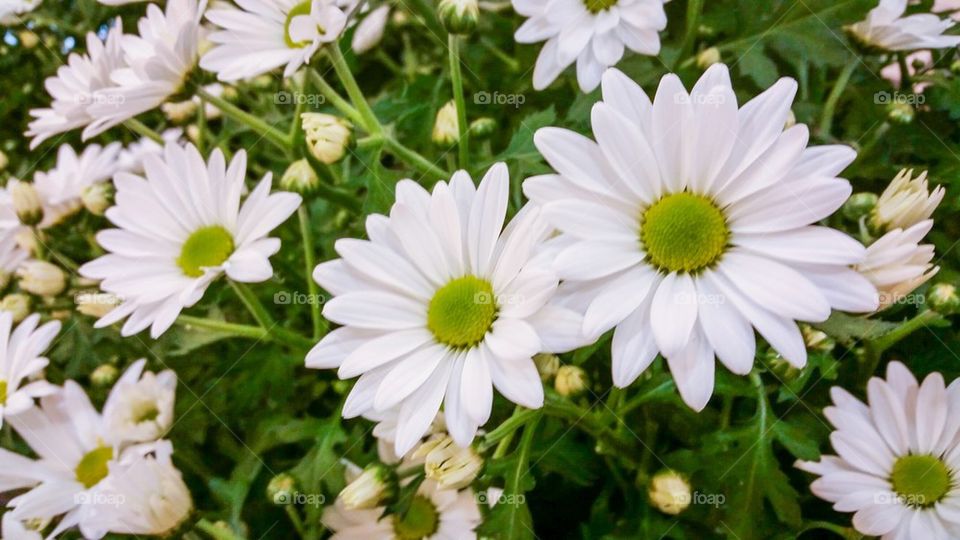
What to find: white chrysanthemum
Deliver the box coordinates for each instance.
[858,220,938,310]
[524,65,879,410]
[102,358,176,444]
[307,164,584,454]
[0,312,60,427]
[114,128,183,175]
[323,479,481,540]
[848,0,960,51]
[872,169,945,232]
[33,143,121,228]
[512,0,669,92]
[25,24,126,149]
[85,0,206,138]
[0,229,29,275]
[79,142,302,338]
[0,0,41,26]
[202,0,348,81]
[798,362,960,539]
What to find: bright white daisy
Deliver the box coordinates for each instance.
[512,0,669,92]
[0,0,40,26]
[79,142,302,338]
[0,312,61,427]
[848,0,960,51]
[797,362,960,539]
[201,0,348,81]
[323,479,482,540]
[25,23,126,149]
[85,0,206,138]
[858,220,938,310]
[33,143,122,228]
[307,164,582,454]
[523,64,879,410]
[102,358,176,444]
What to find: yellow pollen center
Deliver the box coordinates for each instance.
[75,446,113,489]
[640,192,730,274]
[891,454,952,507]
[177,225,234,278]
[427,276,497,348]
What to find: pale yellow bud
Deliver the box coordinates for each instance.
[533,353,559,381]
[161,99,198,123]
[18,31,39,49]
[432,101,459,145]
[0,293,30,322]
[0,149,8,172]
[9,180,43,226]
[438,0,478,35]
[648,470,691,515]
[301,113,351,165]
[280,159,319,196]
[91,364,119,387]
[17,261,66,297]
[555,365,587,397]
[76,291,121,318]
[696,47,721,69]
[82,182,114,216]
[871,169,945,232]
[339,464,393,510]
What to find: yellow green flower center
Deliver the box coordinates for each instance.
[134,403,160,423]
[0,379,6,405]
[393,495,440,540]
[177,225,234,278]
[284,1,326,48]
[891,454,952,507]
[427,276,496,348]
[584,0,618,12]
[640,192,730,274]
[75,446,114,489]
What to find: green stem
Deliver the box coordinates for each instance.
[383,136,449,179]
[229,280,275,328]
[307,69,365,127]
[801,520,857,537]
[448,34,470,169]
[176,315,269,340]
[405,0,446,40]
[195,86,292,151]
[543,393,639,467]
[673,0,703,71]
[898,52,912,90]
[862,310,944,379]
[123,118,164,144]
[326,45,382,135]
[481,406,537,452]
[195,518,244,540]
[480,38,520,71]
[618,379,676,416]
[197,95,208,155]
[284,506,308,539]
[819,58,858,138]
[298,206,324,339]
[506,412,541,492]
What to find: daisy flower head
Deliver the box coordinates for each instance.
[32,143,122,228]
[512,0,669,92]
[307,164,580,455]
[323,479,481,540]
[0,0,41,26]
[102,358,176,444]
[871,168,945,233]
[79,142,302,338]
[85,0,207,138]
[524,64,879,410]
[201,0,348,81]
[847,0,960,51]
[858,219,939,310]
[797,362,960,539]
[25,23,126,149]
[0,312,61,427]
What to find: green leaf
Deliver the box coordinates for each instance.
[812,311,901,344]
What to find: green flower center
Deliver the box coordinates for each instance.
[584,0,618,13]
[0,379,6,406]
[891,454,952,507]
[75,446,113,489]
[640,192,730,274]
[134,403,160,423]
[177,225,235,278]
[427,276,496,348]
[284,1,320,48]
[393,495,440,540]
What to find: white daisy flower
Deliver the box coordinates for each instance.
[848,0,960,51]
[201,0,348,81]
[0,229,30,276]
[102,358,176,444]
[0,0,40,26]
[322,479,482,540]
[523,65,879,410]
[0,312,61,427]
[33,143,122,228]
[512,0,669,92]
[364,408,446,463]
[858,220,938,310]
[307,164,583,454]
[797,362,960,539]
[113,128,184,175]
[25,23,126,149]
[78,142,302,338]
[85,0,206,138]
[872,168,945,232]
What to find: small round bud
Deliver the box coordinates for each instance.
[267,473,298,505]
[533,353,559,381]
[9,180,43,226]
[555,365,588,397]
[695,47,721,69]
[412,434,483,490]
[0,149,8,172]
[91,364,119,387]
[438,0,478,35]
[928,283,960,315]
[280,159,319,196]
[339,464,394,510]
[81,182,115,216]
[14,228,37,256]
[432,101,459,145]
[0,293,30,322]
[648,470,691,515]
[18,31,39,49]
[186,125,201,143]
[468,117,496,140]
[842,192,878,222]
[887,102,914,124]
[161,99,198,123]
[801,324,834,354]
[301,113,351,165]
[17,261,67,297]
[252,75,274,89]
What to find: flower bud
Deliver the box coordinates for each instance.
[438,0,478,35]
[871,169,945,232]
[784,109,796,130]
[161,99,198,123]
[0,293,30,322]
[648,470,691,515]
[339,464,394,510]
[432,101,459,145]
[91,364,119,387]
[280,159,319,196]
[412,434,483,490]
[533,353,559,381]
[928,283,960,315]
[696,47,721,69]
[267,473,298,505]
[9,180,43,226]
[17,261,66,297]
[887,102,914,124]
[555,365,587,397]
[468,117,496,140]
[801,324,834,354]
[82,182,115,216]
[842,192,878,222]
[0,149,8,172]
[302,113,351,165]
[18,31,39,49]
[14,228,37,256]
[76,291,121,318]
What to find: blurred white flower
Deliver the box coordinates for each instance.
[871,168,945,232]
[102,359,177,444]
[858,220,939,310]
[848,0,960,51]
[33,143,121,228]
[113,128,183,175]
[0,514,42,540]
[79,143,301,338]
[0,312,60,427]
[16,261,67,297]
[352,4,390,54]
[0,0,41,26]
[339,463,394,510]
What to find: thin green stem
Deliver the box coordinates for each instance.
[405,0,446,39]
[284,506,308,539]
[195,518,244,540]
[195,86,292,151]
[448,34,470,169]
[383,137,449,179]
[176,315,269,340]
[307,69,365,127]
[898,52,913,90]
[197,95,208,155]
[801,520,856,537]
[298,206,324,339]
[124,118,164,144]
[819,58,858,138]
[862,310,944,380]
[673,0,703,71]
[326,45,382,135]
[230,280,275,328]
[480,38,520,71]
[481,406,537,452]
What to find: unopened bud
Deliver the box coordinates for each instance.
[0,293,30,322]
[555,365,587,397]
[18,31,39,49]
[280,159,319,196]
[0,149,8,172]
[469,117,496,140]
[17,261,66,297]
[412,434,483,490]
[887,102,914,124]
[438,0,478,35]
[928,283,960,314]
[648,470,691,515]
[161,99,198,123]
[82,182,114,216]
[339,464,394,510]
[91,364,119,387]
[76,291,121,318]
[432,101,459,145]
[696,47,721,69]
[801,324,834,354]
[533,353,559,381]
[9,180,43,226]
[302,113,351,165]
[843,192,878,222]
[267,473,298,505]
